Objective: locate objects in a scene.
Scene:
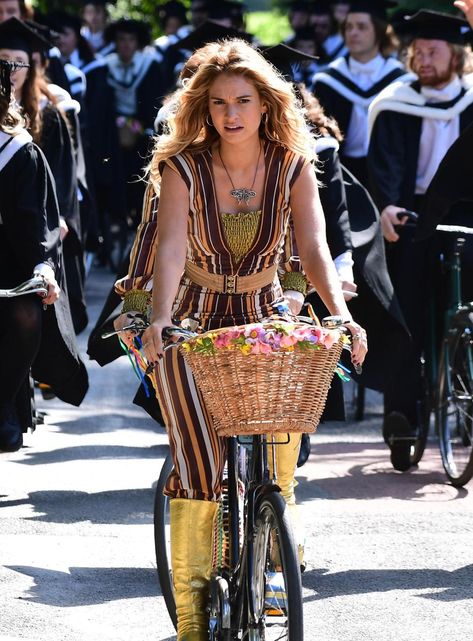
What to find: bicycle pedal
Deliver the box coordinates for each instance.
[38,383,56,400]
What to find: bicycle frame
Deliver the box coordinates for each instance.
[215,433,287,635]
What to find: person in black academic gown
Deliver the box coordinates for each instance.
[312,0,411,187]
[0,17,88,333]
[367,10,473,470]
[0,55,87,452]
[84,18,165,268]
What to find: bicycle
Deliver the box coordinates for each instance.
[0,275,49,436]
[390,214,473,486]
[106,316,351,639]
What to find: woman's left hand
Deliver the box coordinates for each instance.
[344,320,368,368]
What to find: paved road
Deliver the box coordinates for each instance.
[1,268,472,641]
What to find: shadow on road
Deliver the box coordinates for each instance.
[15,443,169,466]
[0,488,156,524]
[303,564,473,602]
[4,565,160,606]
[41,411,164,436]
[297,441,469,502]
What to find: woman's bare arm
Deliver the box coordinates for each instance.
[141,165,189,359]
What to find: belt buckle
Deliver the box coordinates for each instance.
[226,274,236,294]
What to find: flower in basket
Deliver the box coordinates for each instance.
[181,322,344,356]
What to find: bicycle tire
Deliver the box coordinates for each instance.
[153,452,177,629]
[249,491,303,641]
[437,321,473,487]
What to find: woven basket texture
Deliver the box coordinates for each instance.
[181,333,344,436]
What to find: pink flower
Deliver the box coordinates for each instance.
[214,333,232,349]
[320,330,338,349]
[244,325,267,341]
[250,341,272,354]
[280,334,297,348]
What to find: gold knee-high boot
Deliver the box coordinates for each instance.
[170,498,218,641]
[268,434,304,563]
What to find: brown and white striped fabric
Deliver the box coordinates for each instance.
[135,141,309,500]
[161,141,310,330]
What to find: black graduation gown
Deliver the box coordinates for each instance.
[85,55,165,220]
[368,82,473,211]
[307,143,409,420]
[84,61,125,217]
[312,55,410,185]
[0,138,88,407]
[367,80,473,426]
[40,104,88,334]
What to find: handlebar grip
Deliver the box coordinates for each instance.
[396,209,418,223]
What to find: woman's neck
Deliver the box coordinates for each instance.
[217,136,263,172]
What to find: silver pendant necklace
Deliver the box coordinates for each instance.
[218,143,262,206]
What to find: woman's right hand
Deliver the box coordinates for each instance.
[141,317,173,365]
[113,312,140,348]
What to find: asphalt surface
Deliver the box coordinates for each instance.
[1,267,472,641]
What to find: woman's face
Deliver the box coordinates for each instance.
[208,73,266,146]
[0,47,29,96]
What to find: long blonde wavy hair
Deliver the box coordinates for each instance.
[148,38,316,192]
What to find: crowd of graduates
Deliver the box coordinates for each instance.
[1,0,473,473]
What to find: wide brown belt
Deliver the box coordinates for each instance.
[185,261,278,294]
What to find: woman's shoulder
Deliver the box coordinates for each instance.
[160,147,210,181]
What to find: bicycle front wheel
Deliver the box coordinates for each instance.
[249,491,303,641]
[437,319,473,487]
[153,452,177,629]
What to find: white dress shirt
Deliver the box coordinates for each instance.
[416,76,462,195]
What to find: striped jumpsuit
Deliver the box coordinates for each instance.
[118,140,309,501]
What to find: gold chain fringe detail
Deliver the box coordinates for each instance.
[220,211,262,263]
[122,289,152,314]
[280,271,308,296]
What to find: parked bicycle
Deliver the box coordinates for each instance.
[391,212,473,486]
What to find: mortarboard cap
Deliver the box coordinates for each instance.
[288,1,311,12]
[404,10,470,45]
[207,0,246,21]
[104,18,151,47]
[171,19,253,51]
[44,10,82,36]
[0,16,52,54]
[348,0,397,22]
[158,0,188,20]
[261,42,318,81]
[310,0,332,16]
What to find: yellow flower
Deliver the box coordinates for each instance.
[240,344,252,355]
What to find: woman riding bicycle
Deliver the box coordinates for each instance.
[119,40,367,641]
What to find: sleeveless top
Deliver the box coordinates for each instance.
[161,140,309,330]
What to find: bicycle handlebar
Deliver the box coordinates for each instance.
[0,275,48,299]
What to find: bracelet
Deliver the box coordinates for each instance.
[280,271,307,296]
[122,289,152,314]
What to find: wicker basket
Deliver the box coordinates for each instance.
[180,323,345,437]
